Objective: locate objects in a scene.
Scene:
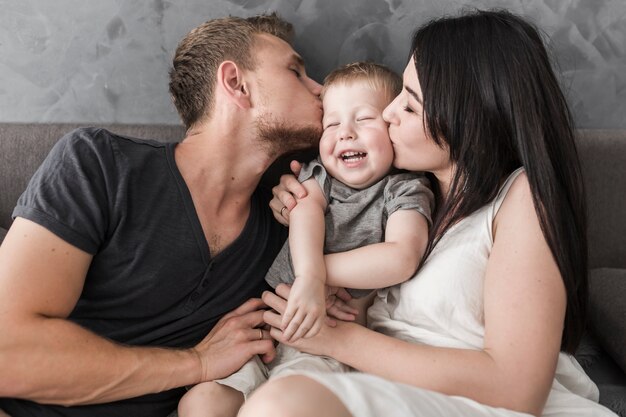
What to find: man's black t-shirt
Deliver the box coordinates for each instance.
[1,128,287,416]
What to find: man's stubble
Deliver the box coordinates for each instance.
[255,114,322,160]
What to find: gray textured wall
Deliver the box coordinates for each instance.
[0,0,624,128]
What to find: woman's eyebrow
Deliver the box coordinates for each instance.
[405,86,423,104]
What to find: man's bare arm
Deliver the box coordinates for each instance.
[0,218,272,406]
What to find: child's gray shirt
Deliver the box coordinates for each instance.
[265,157,434,297]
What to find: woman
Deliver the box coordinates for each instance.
[239,9,617,417]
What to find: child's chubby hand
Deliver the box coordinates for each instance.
[281,276,326,342]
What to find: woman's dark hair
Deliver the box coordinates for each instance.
[412,9,587,353]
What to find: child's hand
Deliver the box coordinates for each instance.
[325,286,359,321]
[281,277,326,341]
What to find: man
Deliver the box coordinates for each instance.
[0,13,322,417]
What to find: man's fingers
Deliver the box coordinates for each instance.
[223,309,266,332]
[247,328,271,342]
[275,188,297,211]
[269,198,289,226]
[280,174,307,200]
[289,160,303,177]
[260,349,276,364]
[222,298,266,320]
[249,339,276,362]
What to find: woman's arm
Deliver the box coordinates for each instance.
[265,173,564,417]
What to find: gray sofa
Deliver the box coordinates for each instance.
[0,123,625,416]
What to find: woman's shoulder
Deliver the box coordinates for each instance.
[492,169,537,235]
[501,169,531,206]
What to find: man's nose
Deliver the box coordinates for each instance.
[307,77,323,97]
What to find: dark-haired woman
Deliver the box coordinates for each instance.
[239,9,617,417]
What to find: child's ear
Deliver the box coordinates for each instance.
[217,61,251,109]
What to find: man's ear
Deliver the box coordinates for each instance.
[216,61,251,109]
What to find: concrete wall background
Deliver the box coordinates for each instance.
[0,0,624,128]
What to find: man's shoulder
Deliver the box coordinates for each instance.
[59,127,170,153]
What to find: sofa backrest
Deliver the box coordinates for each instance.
[577,130,626,269]
[1,124,625,269]
[0,123,185,231]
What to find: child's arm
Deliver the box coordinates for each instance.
[281,178,328,342]
[324,209,428,289]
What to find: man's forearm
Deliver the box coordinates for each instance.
[0,316,200,406]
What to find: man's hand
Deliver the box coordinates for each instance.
[191,298,275,382]
[270,160,307,226]
[281,276,326,341]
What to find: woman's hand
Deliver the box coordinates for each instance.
[263,284,345,357]
[269,160,307,226]
[325,286,358,322]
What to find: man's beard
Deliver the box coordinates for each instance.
[255,114,322,160]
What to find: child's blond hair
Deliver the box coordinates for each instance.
[322,62,402,103]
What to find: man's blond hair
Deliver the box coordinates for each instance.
[169,13,294,129]
[322,62,402,103]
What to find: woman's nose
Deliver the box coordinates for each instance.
[382,98,397,124]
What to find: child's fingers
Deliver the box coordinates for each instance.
[290,313,317,342]
[304,319,322,339]
[282,309,305,341]
[281,302,297,330]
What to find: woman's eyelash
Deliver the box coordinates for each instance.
[291,68,301,77]
[403,106,414,113]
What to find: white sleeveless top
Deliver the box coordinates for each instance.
[367,167,601,404]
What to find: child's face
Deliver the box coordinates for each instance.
[319,81,394,189]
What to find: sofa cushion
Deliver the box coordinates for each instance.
[589,268,626,375]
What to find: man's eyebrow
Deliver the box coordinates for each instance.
[405,86,423,104]
[291,54,305,67]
